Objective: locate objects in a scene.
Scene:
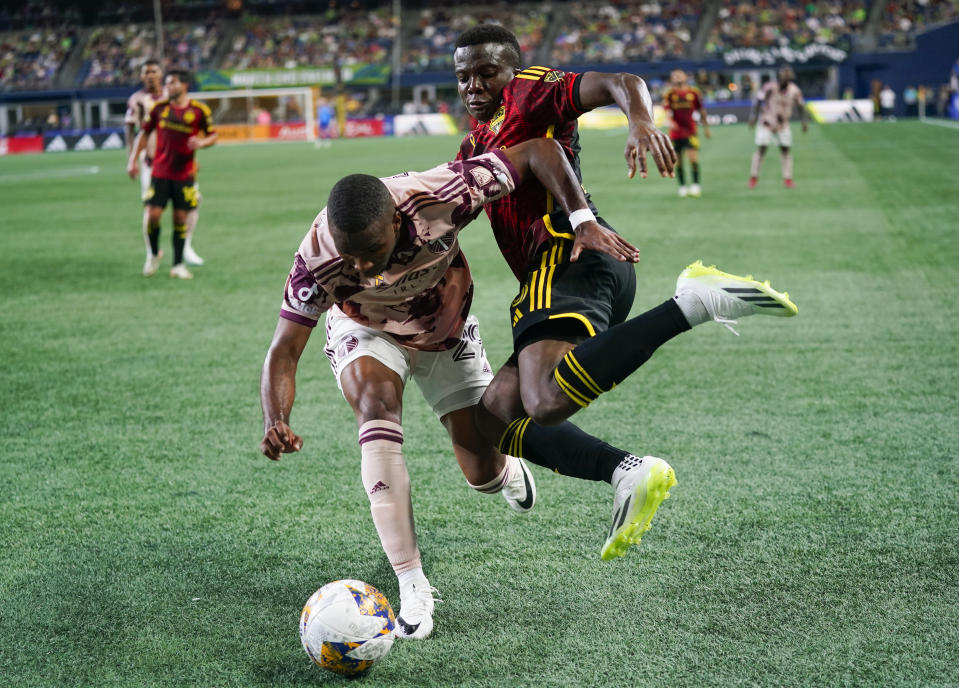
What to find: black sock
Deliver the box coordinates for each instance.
[499,416,627,483]
[173,223,187,265]
[553,299,690,408]
[147,222,160,256]
[692,162,700,184]
[676,163,686,186]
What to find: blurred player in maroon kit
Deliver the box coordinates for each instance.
[748,66,808,189]
[127,70,217,279]
[125,62,206,269]
[663,69,710,197]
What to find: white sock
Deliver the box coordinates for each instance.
[611,454,646,487]
[673,292,710,327]
[466,457,511,494]
[397,567,428,592]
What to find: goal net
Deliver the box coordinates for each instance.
[188,87,316,143]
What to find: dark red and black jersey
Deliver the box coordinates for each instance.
[142,98,214,181]
[457,66,599,281]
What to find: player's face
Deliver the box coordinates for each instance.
[333,209,402,279]
[453,43,518,123]
[142,64,161,90]
[672,70,687,87]
[779,67,794,84]
[165,75,185,98]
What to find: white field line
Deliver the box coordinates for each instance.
[0,165,101,183]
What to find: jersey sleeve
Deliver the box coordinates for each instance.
[411,150,518,230]
[279,254,333,328]
[662,88,673,111]
[124,93,140,126]
[195,101,215,134]
[142,102,160,134]
[510,67,585,125]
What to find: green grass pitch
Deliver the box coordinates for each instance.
[1,121,957,687]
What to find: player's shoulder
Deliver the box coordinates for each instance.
[510,65,570,86]
[189,99,212,117]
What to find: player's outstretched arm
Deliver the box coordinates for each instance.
[577,71,677,179]
[502,139,640,264]
[127,131,146,179]
[188,132,218,150]
[260,317,310,460]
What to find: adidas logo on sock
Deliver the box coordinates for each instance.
[369,481,389,494]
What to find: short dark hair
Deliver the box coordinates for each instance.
[143,58,160,68]
[454,25,522,68]
[166,69,190,85]
[327,174,393,236]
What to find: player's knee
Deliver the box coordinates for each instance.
[521,389,574,427]
[352,394,401,427]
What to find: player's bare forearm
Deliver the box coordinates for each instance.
[124,124,136,157]
[578,71,675,179]
[502,140,639,264]
[259,318,310,459]
[127,132,146,178]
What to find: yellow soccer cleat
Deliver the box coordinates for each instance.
[602,456,676,560]
[676,260,798,334]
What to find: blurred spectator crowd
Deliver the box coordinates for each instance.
[1,0,959,92]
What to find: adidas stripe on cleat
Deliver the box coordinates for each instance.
[676,260,797,335]
[602,456,676,560]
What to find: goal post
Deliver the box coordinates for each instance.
[187,87,316,143]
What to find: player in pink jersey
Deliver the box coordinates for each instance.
[259,139,638,640]
[748,66,809,189]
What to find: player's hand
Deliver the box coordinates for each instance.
[626,121,677,179]
[704,127,712,139]
[802,122,809,134]
[571,221,640,263]
[748,120,757,129]
[127,160,138,180]
[187,136,201,150]
[260,420,303,460]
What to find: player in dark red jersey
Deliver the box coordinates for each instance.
[127,70,217,279]
[663,69,710,197]
[453,26,794,560]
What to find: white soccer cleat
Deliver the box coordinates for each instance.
[501,456,536,513]
[678,185,688,198]
[169,263,194,280]
[395,580,441,640]
[183,245,205,266]
[689,183,702,197]
[602,456,676,560]
[143,254,160,277]
[675,260,798,335]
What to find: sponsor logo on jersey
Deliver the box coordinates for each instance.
[427,231,455,254]
[183,109,196,124]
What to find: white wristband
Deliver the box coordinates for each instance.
[569,208,596,231]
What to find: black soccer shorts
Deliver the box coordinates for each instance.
[145,176,199,211]
[672,136,701,153]
[508,227,636,356]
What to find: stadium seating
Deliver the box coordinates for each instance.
[552,1,699,64]
[878,0,959,48]
[221,9,394,70]
[403,5,547,72]
[0,28,76,91]
[80,22,220,87]
[705,0,869,56]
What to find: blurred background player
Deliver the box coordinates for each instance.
[259,138,626,639]
[124,61,206,268]
[663,69,710,198]
[127,70,217,279]
[748,66,809,189]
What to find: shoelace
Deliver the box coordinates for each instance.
[713,315,740,336]
[400,585,443,613]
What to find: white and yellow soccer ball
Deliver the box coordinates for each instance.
[299,579,396,677]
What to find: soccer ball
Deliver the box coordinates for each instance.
[299,579,396,676]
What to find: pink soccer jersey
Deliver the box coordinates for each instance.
[757,81,805,132]
[279,150,519,351]
[125,88,164,157]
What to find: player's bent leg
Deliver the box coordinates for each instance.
[183,207,204,265]
[516,338,581,426]
[442,405,536,513]
[602,456,677,560]
[674,260,798,335]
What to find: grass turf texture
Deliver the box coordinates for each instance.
[1,121,957,687]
